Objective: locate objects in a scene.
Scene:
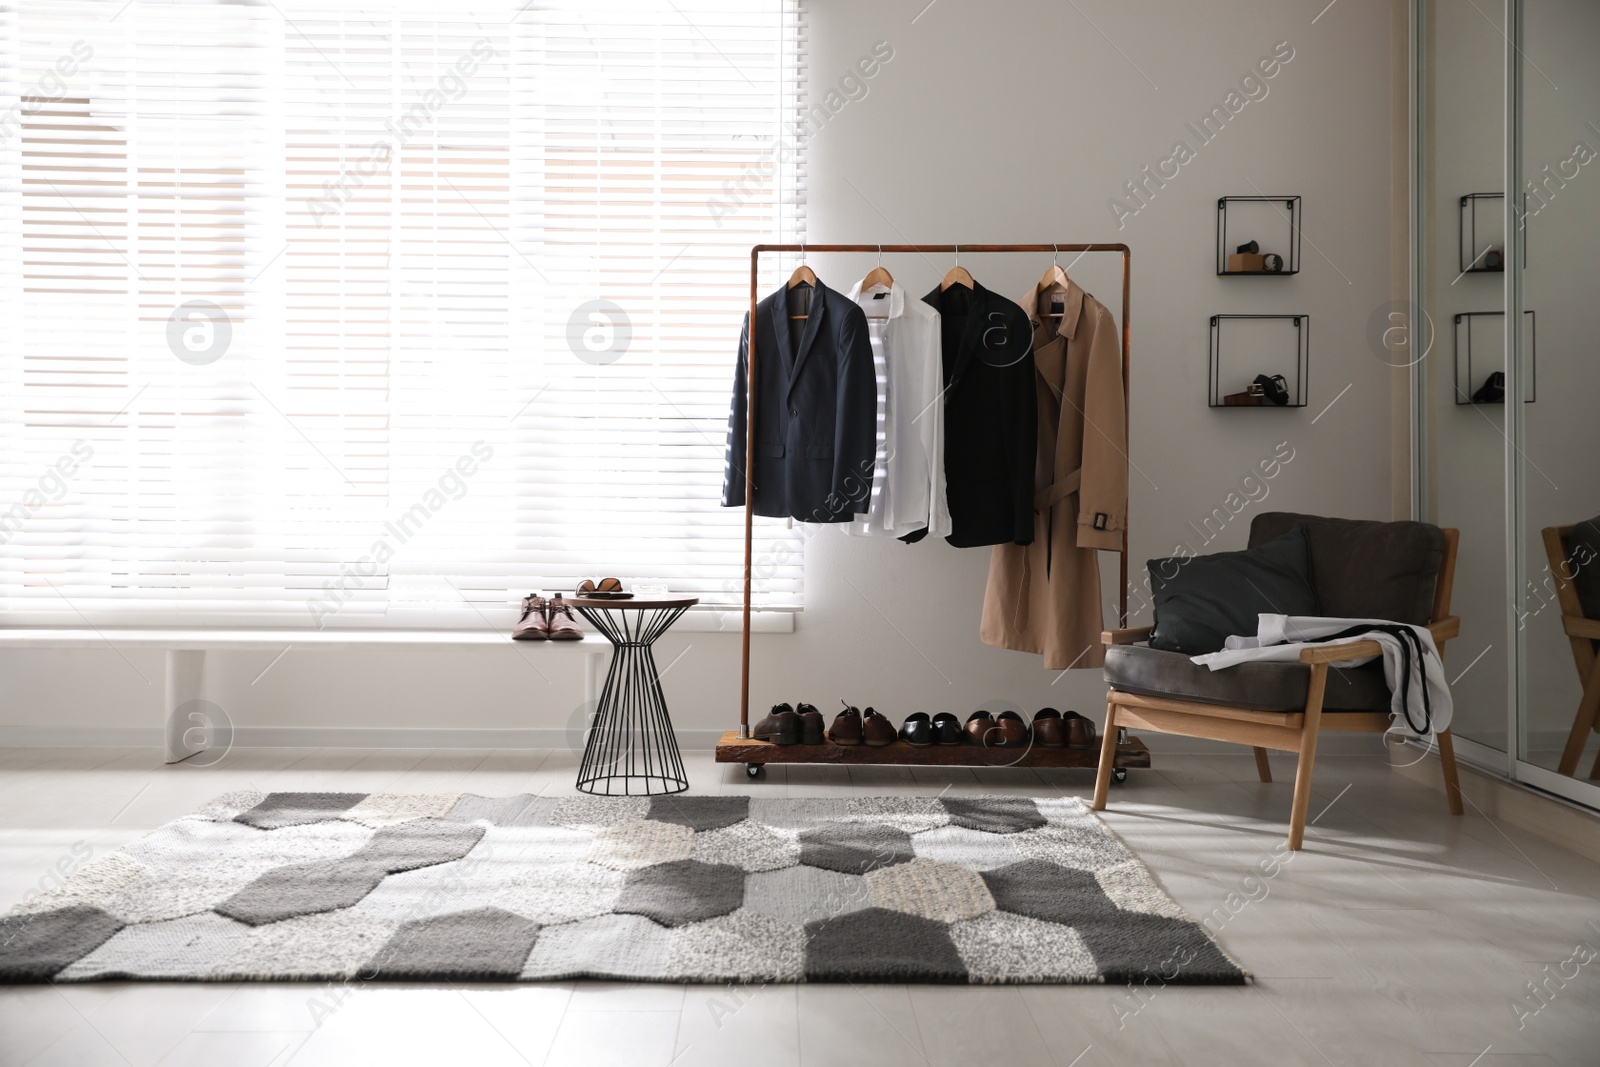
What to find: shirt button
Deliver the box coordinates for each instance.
[789,407,798,416]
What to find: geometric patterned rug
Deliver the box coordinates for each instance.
[0,792,1246,985]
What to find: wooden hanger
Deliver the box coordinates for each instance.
[787,245,816,319]
[858,246,893,292]
[1038,246,1070,318]
[940,245,975,291]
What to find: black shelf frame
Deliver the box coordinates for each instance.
[1208,314,1310,408]
[1459,194,1516,275]
[1216,196,1302,275]
[1454,310,1536,405]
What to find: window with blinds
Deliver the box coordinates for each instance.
[0,0,806,627]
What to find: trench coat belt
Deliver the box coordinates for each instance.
[1033,467,1081,512]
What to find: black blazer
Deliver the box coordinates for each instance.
[722,279,877,523]
[922,281,1037,548]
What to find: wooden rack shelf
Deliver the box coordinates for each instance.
[715,731,1152,780]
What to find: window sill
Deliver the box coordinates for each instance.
[0,609,795,647]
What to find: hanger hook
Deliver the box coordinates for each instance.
[1053,244,1060,268]
[877,244,883,268]
[954,244,960,267]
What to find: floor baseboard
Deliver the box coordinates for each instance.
[0,724,1387,756]
[1392,745,1600,865]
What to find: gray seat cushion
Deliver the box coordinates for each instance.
[1104,642,1391,713]
[1248,512,1445,626]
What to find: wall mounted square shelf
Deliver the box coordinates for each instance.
[1209,314,1309,408]
[1216,196,1301,275]
[1459,193,1509,274]
[1454,310,1536,405]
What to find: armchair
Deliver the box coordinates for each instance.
[1543,524,1600,779]
[1092,512,1465,850]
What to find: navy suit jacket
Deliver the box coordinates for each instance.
[722,280,877,523]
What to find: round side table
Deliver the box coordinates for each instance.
[568,595,698,796]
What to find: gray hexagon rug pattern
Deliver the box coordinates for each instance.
[0,792,1246,985]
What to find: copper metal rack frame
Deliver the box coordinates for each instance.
[717,242,1147,778]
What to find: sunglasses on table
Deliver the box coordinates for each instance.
[576,578,632,599]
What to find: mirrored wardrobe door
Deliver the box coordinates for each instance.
[1419,0,1509,757]
[1514,0,1600,801]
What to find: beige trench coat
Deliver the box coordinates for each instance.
[980,278,1127,670]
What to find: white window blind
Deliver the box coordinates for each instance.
[0,0,806,627]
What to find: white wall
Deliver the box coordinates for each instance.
[0,0,1403,752]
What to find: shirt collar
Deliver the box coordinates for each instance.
[846,278,905,319]
[1018,276,1087,342]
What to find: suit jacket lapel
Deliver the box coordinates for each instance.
[785,279,828,403]
[1018,277,1087,402]
[763,288,796,384]
[950,280,992,386]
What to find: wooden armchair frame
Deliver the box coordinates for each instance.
[1092,529,1465,850]
[1543,525,1600,779]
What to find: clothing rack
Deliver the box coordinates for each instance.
[719,242,1147,778]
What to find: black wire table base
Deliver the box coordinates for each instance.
[572,603,691,796]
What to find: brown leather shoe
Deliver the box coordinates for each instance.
[512,595,548,640]
[993,710,1030,747]
[964,710,996,746]
[546,594,584,640]
[828,704,863,745]
[753,703,799,744]
[1032,708,1066,747]
[796,703,825,745]
[1065,711,1097,749]
[862,707,897,747]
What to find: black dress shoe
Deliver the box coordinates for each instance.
[795,703,825,745]
[932,712,963,745]
[752,703,799,745]
[901,712,933,746]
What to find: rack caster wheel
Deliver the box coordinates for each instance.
[745,764,764,780]
[1111,768,1128,784]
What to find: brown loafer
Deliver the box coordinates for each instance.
[512,594,549,640]
[829,704,863,745]
[993,710,1030,747]
[753,703,799,745]
[1065,711,1097,749]
[796,703,825,745]
[964,710,996,746]
[546,594,584,640]
[862,707,897,747]
[1032,708,1066,748]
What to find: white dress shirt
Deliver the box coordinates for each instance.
[1192,614,1453,737]
[843,280,949,539]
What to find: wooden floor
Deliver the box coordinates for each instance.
[0,744,1596,1067]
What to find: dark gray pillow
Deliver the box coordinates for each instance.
[1148,526,1319,655]
[1570,516,1600,619]
[1248,512,1444,625]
